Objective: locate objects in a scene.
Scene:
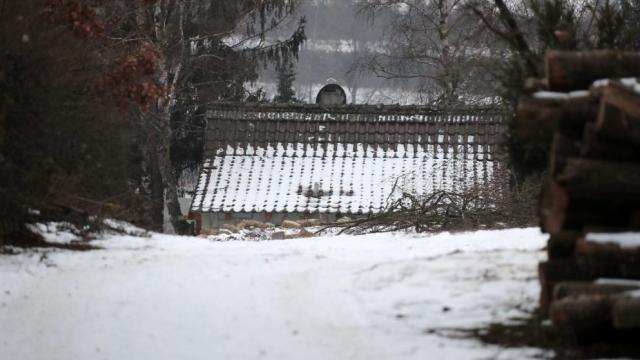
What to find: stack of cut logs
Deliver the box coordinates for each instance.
[516,50,640,344]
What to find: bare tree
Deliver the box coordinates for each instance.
[355,0,487,107]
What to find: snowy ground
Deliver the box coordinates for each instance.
[0,228,552,360]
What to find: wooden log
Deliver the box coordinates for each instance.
[575,238,640,278]
[538,179,630,233]
[572,202,640,233]
[595,84,640,146]
[557,158,640,201]
[539,178,569,234]
[576,237,640,257]
[514,95,597,144]
[539,260,594,285]
[550,295,613,344]
[581,122,640,161]
[539,260,594,311]
[547,231,580,259]
[600,83,640,119]
[540,181,638,233]
[554,281,640,301]
[549,133,581,176]
[580,122,598,157]
[612,295,640,329]
[545,50,640,91]
[540,257,640,313]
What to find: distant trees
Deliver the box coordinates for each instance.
[467,0,640,101]
[466,0,640,177]
[356,0,487,108]
[355,0,640,108]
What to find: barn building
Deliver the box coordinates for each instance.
[190,86,508,230]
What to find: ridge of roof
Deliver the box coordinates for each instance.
[206,102,508,116]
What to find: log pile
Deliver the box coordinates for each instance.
[516,50,640,344]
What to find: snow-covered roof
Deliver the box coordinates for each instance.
[192,105,507,215]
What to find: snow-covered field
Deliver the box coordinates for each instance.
[0,228,551,360]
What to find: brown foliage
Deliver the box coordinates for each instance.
[40,1,166,110]
[96,46,166,111]
[42,0,104,38]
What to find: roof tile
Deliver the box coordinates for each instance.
[192,107,507,214]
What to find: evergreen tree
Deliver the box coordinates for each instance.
[274,61,299,103]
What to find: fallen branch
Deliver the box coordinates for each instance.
[319,187,504,235]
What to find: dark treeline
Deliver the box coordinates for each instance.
[0,0,305,246]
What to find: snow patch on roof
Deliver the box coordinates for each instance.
[192,142,496,214]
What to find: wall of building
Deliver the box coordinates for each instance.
[200,212,340,229]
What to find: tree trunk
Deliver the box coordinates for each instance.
[493,0,539,77]
[149,150,165,232]
[155,109,190,235]
[151,1,187,235]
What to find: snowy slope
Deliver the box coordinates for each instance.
[0,228,550,360]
